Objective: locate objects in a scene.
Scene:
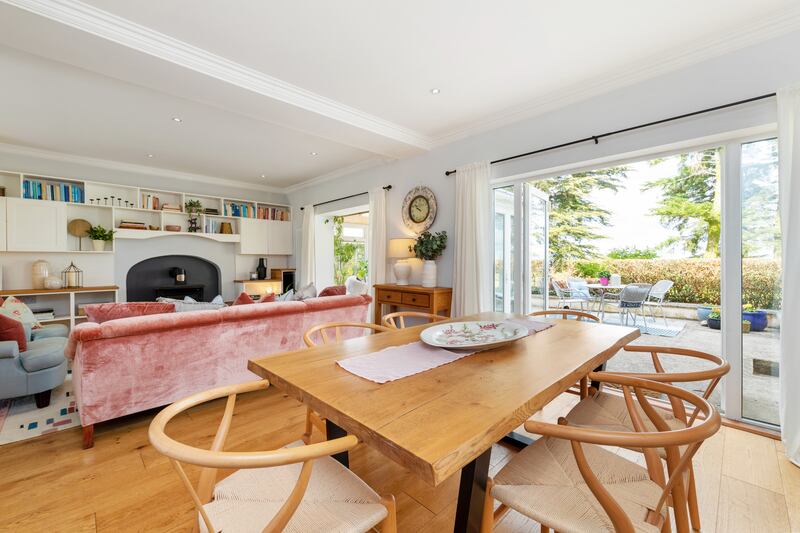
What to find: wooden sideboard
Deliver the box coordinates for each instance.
[372,283,452,325]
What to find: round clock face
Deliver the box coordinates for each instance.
[402,186,437,233]
[409,195,430,223]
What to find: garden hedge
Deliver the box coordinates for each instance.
[572,258,781,309]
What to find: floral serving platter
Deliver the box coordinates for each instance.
[420,321,528,350]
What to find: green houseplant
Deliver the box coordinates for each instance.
[87,224,114,252]
[184,199,203,233]
[412,231,447,287]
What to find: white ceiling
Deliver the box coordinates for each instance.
[0,0,798,189]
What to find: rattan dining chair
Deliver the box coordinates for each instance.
[382,311,447,329]
[302,322,391,442]
[482,372,721,533]
[565,345,730,532]
[528,310,600,398]
[149,380,397,533]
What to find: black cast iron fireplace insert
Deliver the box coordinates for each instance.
[126,255,220,302]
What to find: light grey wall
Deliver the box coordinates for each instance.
[288,30,800,287]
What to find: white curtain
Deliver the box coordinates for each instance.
[299,204,315,288]
[778,86,800,466]
[367,187,387,317]
[452,161,491,316]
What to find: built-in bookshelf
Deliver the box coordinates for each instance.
[0,170,294,255]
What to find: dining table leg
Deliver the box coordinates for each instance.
[454,447,492,533]
[325,419,349,468]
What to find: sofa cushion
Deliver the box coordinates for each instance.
[157,297,225,312]
[85,302,176,323]
[258,293,276,303]
[0,313,26,352]
[345,276,368,295]
[294,283,317,300]
[20,337,66,372]
[31,323,69,340]
[233,292,255,305]
[319,285,346,297]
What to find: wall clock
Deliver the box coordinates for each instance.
[402,186,437,233]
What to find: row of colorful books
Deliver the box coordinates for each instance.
[224,202,254,218]
[23,179,84,203]
[256,206,289,221]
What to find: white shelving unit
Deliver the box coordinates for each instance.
[0,170,293,255]
[0,286,118,330]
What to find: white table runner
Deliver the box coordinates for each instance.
[337,318,553,384]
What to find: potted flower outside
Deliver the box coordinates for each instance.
[742,304,768,332]
[742,320,751,333]
[597,269,611,286]
[87,224,114,252]
[412,231,447,288]
[707,309,721,330]
[696,304,714,322]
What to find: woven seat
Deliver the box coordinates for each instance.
[202,442,387,533]
[493,437,664,533]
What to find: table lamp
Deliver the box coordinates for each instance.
[388,238,415,285]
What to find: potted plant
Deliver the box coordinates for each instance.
[742,304,768,332]
[597,269,611,286]
[707,309,721,330]
[411,231,447,288]
[742,319,751,333]
[87,224,114,251]
[184,199,203,233]
[696,304,714,322]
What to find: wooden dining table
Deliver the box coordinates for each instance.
[248,311,640,533]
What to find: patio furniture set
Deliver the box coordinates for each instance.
[552,278,674,326]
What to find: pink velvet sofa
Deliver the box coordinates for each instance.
[65,295,371,448]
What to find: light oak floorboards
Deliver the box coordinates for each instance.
[0,388,797,532]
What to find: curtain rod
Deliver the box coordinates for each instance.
[444,92,777,176]
[299,185,392,210]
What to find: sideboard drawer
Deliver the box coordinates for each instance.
[402,293,430,307]
[377,290,402,303]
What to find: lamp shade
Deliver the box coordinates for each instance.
[388,238,415,258]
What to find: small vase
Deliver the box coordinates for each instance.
[31,259,50,289]
[421,260,437,288]
[599,277,609,286]
[256,258,268,280]
[92,240,106,252]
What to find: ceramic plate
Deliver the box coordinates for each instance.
[420,321,528,350]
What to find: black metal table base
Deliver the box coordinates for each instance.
[325,419,349,468]
[454,447,492,533]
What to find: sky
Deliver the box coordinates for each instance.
[587,157,691,259]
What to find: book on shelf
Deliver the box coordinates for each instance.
[32,308,55,320]
[203,208,219,215]
[160,204,182,212]
[141,193,162,210]
[22,178,84,203]
[119,220,147,229]
[256,206,289,221]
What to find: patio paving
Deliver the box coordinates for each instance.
[603,317,780,426]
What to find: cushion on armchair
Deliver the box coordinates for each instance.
[0,296,41,331]
[0,314,26,352]
[19,337,67,372]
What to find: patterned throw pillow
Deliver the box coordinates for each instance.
[0,296,41,331]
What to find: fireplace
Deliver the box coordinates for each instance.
[126,255,220,302]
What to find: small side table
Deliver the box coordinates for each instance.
[372,283,452,325]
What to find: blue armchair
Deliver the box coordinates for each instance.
[0,323,68,408]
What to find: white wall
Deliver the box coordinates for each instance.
[0,252,114,289]
[288,30,800,288]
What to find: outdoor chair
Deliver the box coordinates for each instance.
[607,283,652,327]
[643,279,674,326]
[551,279,590,310]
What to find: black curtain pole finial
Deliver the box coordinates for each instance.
[299,185,392,210]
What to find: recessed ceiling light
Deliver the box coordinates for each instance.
[261,174,266,178]
[147,154,154,158]
[309,151,318,156]
[430,88,440,95]
[172,117,182,123]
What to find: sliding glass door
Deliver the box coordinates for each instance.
[492,134,782,428]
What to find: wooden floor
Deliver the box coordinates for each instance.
[0,388,798,533]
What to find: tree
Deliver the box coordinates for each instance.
[533,167,627,272]
[644,148,721,257]
[330,216,368,284]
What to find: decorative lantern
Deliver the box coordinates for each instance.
[61,262,83,288]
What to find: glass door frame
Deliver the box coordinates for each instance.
[490,129,780,428]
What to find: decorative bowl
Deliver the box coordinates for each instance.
[420,321,527,350]
[165,225,181,232]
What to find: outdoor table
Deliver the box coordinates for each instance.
[586,283,626,322]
